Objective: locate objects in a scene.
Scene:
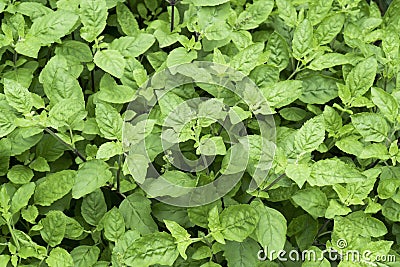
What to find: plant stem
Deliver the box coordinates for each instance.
[6,220,19,250]
[116,154,122,192]
[314,219,331,243]
[91,67,95,92]
[171,4,175,32]
[13,49,17,69]
[44,128,87,162]
[247,174,286,203]
[288,61,302,80]
[104,184,126,199]
[264,173,286,191]
[170,0,176,32]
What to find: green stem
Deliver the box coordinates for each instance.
[264,173,286,191]
[6,220,19,250]
[288,61,303,80]
[116,154,123,193]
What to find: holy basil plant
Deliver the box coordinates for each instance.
[0,0,399,266]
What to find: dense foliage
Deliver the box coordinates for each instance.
[0,0,400,266]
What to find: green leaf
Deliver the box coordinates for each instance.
[346,211,387,237]
[276,0,297,27]
[39,56,84,104]
[15,10,79,57]
[80,0,108,42]
[308,0,333,25]
[64,215,84,239]
[279,107,308,121]
[230,43,265,75]
[72,160,113,199]
[111,230,141,265]
[81,189,107,226]
[46,247,74,267]
[35,134,66,162]
[325,199,351,219]
[335,135,364,156]
[55,40,93,62]
[200,263,222,267]
[309,53,352,70]
[49,99,87,129]
[8,128,43,156]
[285,163,310,188]
[3,78,32,114]
[95,102,123,140]
[220,204,260,242]
[29,157,50,172]
[34,170,75,206]
[292,187,328,218]
[123,232,179,266]
[0,185,10,213]
[164,220,192,260]
[266,32,290,71]
[71,246,100,267]
[351,112,389,142]
[294,116,325,153]
[223,239,260,267]
[315,13,345,45]
[166,47,197,67]
[189,0,229,6]
[377,167,400,199]
[116,3,139,36]
[109,34,156,58]
[96,141,122,160]
[98,74,135,104]
[302,246,331,267]
[14,229,47,259]
[359,143,390,160]
[188,201,222,228]
[251,201,286,260]
[382,199,400,221]
[0,256,10,267]
[197,136,226,156]
[208,205,226,244]
[28,10,78,43]
[0,108,17,138]
[346,57,378,99]
[371,87,399,123]
[124,58,148,87]
[263,80,303,108]
[235,0,274,30]
[119,193,158,235]
[40,210,66,247]
[204,22,232,40]
[7,165,34,184]
[94,50,126,78]
[103,207,125,242]
[192,246,212,260]
[336,169,379,206]
[323,106,342,135]
[124,121,156,152]
[11,182,35,214]
[21,205,39,224]
[309,158,365,186]
[125,153,149,183]
[293,19,313,59]
[152,203,193,229]
[153,22,181,48]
